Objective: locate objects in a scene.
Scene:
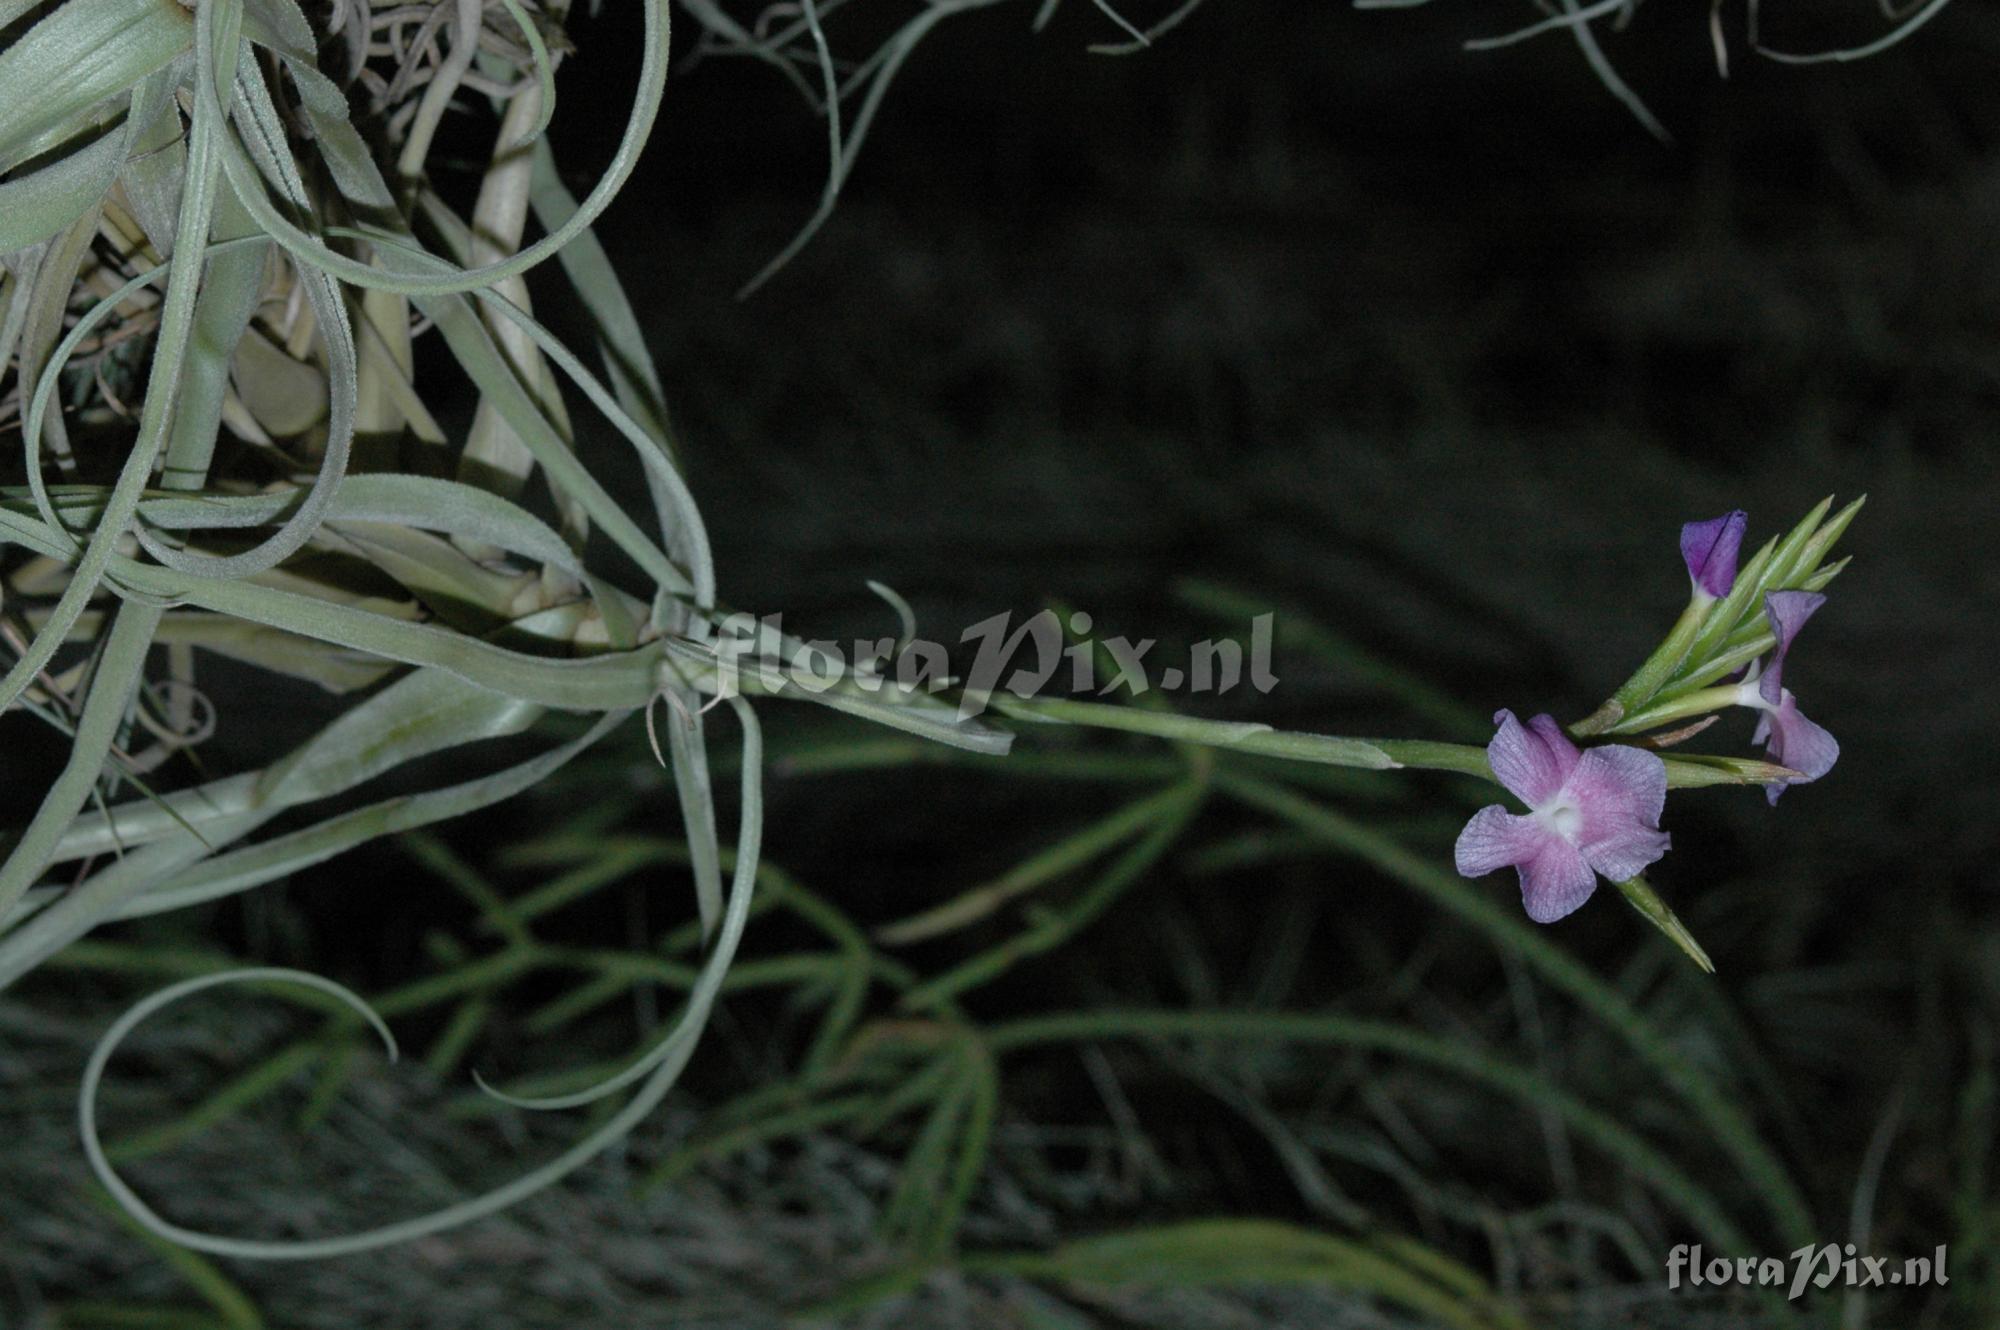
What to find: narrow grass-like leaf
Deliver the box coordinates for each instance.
[4,145,229,737]
[473,701,765,1111]
[900,780,1203,1011]
[878,783,1193,944]
[73,699,763,1259]
[987,1013,1751,1253]
[118,715,619,922]
[1216,771,1811,1248]
[0,601,161,924]
[0,669,540,976]
[209,0,669,297]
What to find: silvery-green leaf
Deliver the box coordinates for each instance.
[0,0,190,173]
[230,322,329,437]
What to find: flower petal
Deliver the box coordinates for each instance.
[1568,743,1668,829]
[1527,714,1582,787]
[1485,709,1574,806]
[1582,823,1672,885]
[1761,689,1839,805]
[1457,802,1608,923]
[1567,744,1672,883]
[1759,590,1826,705]
[1454,804,1550,879]
[1681,511,1748,598]
[1518,836,1600,923]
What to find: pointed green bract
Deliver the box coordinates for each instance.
[1613,874,1715,973]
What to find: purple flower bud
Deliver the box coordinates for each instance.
[1455,710,1671,923]
[1681,511,1748,599]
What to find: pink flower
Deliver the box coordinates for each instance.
[1455,710,1672,923]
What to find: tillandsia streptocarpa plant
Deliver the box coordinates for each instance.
[0,0,1866,1264]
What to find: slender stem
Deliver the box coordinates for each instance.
[1369,738,1494,780]
[989,694,1493,780]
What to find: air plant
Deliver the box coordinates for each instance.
[0,0,1869,1267]
[0,0,1016,1260]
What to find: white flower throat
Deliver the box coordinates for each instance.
[1535,797,1584,842]
[1731,661,1781,716]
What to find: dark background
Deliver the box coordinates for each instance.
[407,0,2000,1311]
[530,0,1999,974]
[510,0,1997,1314]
